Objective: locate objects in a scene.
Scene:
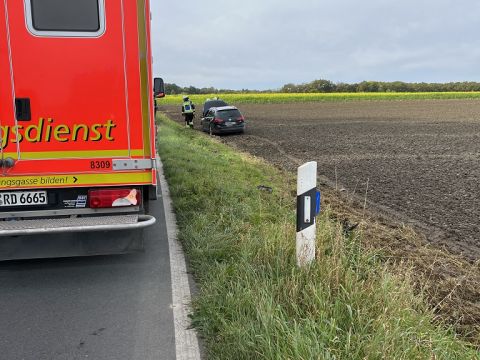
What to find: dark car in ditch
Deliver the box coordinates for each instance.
[201,106,245,135]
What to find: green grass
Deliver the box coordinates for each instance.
[157,113,479,359]
[158,92,480,105]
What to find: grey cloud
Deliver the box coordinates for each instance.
[151,0,480,89]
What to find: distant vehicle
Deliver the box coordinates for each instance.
[201,106,245,135]
[202,98,228,117]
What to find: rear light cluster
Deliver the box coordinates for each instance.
[213,118,224,124]
[236,116,245,122]
[88,188,141,208]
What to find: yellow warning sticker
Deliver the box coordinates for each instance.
[0,172,153,190]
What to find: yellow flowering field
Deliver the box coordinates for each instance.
[158,92,480,105]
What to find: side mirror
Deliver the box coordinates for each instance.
[153,77,165,98]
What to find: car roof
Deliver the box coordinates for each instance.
[203,99,228,107]
[214,106,238,111]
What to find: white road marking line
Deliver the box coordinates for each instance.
[157,157,202,360]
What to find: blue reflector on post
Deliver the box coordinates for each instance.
[316,191,321,215]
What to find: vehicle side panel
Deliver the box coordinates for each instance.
[0,0,156,189]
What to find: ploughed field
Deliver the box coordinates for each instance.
[160,100,480,260]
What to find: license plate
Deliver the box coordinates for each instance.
[226,122,234,127]
[0,191,47,207]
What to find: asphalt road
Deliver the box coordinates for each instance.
[0,195,176,360]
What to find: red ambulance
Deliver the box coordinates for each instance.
[0,0,165,260]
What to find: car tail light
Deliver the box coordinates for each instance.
[89,188,141,208]
[236,116,245,122]
[213,118,224,124]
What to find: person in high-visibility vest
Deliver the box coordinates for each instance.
[181,96,195,128]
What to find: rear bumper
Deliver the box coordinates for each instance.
[214,125,245,134]
[0,214,155,237]
[0,214,156,261]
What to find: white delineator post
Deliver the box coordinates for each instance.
[296,162,317,267]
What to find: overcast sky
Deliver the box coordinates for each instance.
[150,0,480,90]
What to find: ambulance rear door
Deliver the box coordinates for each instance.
[3,0,131,177]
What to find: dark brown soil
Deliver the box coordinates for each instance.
[160,100,480,343]
[162,100,480,260]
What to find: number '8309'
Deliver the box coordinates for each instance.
[90,161,111,169]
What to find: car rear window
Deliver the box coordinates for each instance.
[217,109,242,120]
[207,100,228,108]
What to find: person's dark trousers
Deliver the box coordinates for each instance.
[185,113,194,126]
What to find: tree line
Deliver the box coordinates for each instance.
[165,83,250,95]
[280,80,480,93]
[165,80,480,94]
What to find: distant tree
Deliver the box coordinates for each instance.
[200,87,217,94]
[335,82,357,92]
[357,81,380,92]
[281,83,296,93]
[165,83,182,95]
[310,79,335,92]
[386,81,409,92]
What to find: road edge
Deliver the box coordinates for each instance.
[157,157,202,360]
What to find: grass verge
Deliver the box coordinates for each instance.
[157,113,479,359]
[159,92,480,105]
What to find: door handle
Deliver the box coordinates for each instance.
[15,98,31,121]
